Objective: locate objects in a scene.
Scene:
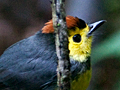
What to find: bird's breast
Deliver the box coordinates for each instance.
[71,68,92,90]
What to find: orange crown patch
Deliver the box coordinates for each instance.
[42,16,86,33]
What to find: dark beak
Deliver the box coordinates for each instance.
[87,20,106,37]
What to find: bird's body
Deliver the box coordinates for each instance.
[0,16,105,90]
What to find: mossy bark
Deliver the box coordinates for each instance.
[51,0,71,90]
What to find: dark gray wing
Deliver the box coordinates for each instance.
[0,31,57,90]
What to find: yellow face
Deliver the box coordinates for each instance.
[68,25,92,62]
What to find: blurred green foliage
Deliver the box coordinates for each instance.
[89,0,120,89]
[92,30,120,64]
[104,0,120,13]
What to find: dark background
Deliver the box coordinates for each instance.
[0,0,120,90]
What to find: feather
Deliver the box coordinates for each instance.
[0,31,57,90]
[42,16,86,33]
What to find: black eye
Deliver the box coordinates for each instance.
[73,34,81,43]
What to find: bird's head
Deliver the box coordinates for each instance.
[42,16,106,62]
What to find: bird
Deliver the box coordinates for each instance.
[0,16,105,90]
